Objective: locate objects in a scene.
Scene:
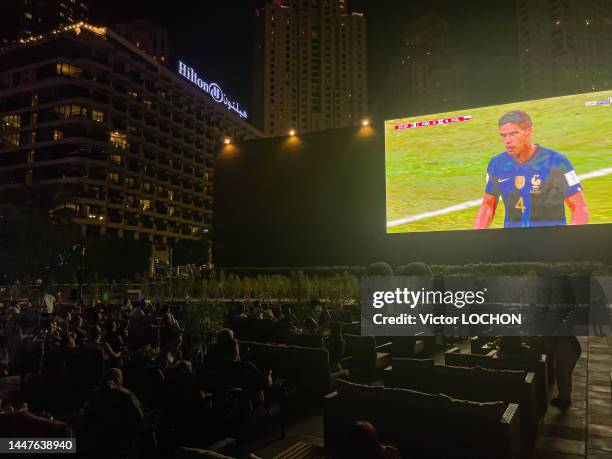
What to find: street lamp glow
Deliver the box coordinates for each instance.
[361,118,370,127]
[224,137,231,145]
[288,129,296,136]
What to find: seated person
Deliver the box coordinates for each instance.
[71,315,88,342]
[157,328,183,369]
[160,304,183,331]
[277,313,296,332]
[302,317,319,334]
[80,368,145,459]
[59,311,72,331]
[0,339,8,376]
[200,328,234,373]
[84,325,121,361]
[1,400,71,437]
[203,338,272,407]
[103,320,125,357]
[238,304,249,318]
[164,360,209,433]
[45,319,62,347]
[342,421,401,459]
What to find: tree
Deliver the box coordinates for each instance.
[396,262,433,276]
[366,262,394,276]
[208,270,219,298]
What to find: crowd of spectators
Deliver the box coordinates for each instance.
[0,293,286,458]
[0,293,394,458]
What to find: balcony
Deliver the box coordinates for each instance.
[125,214,139,227]
[142,217,154,229]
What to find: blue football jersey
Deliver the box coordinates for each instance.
[484,146,582,228]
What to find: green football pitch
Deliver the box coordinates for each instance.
[385,90,612,233]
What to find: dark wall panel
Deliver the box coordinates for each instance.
[214,124,612,267]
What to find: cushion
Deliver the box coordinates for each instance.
[472,365,526,379]
[336,379,438,408]
[437,393,506,420]
[391,358,435,372]
[0,411,71,437]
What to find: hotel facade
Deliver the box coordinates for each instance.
[0,23,261,264]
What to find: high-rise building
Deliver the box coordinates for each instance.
[0,22,261,264]
[385,13,459,117]
[115,20,170,67]
[382,2,521,119]
[516,0,612,99]
[253,0,367,137]
[1,0,90,47]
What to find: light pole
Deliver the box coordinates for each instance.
[168,246,173,300]
[75,239,86,302]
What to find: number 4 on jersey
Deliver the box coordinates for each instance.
[515,196,526,213]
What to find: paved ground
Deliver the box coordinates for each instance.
[255,336,612,459]
[535,336,612,459]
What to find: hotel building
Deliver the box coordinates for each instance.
[0,22,261,264]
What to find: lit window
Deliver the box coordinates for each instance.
[31,94,38,107]
[27,150,35,163]
[140,199,151,211]
[55,104,87,119]
[87,206,104,219]
[110,153,122,165]
[2,114,21,128]
[30,113,38,125]
[110,131,128,150]
[29,131,37,143]
[6,133,20,146]
[53,129,63,141]
[71,105,87,118]
[128,90,138,98]
[108,172,120,184]
[56,62,82,77]
[143,100,152,109]
[24,12,33,19]
[92,110,104,122]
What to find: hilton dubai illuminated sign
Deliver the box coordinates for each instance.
[178,61,247,119]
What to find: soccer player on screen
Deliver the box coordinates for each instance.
[473,110,589,229]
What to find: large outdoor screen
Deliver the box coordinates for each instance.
[385,91,612,233]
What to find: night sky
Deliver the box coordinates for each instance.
[90,0,520,121]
